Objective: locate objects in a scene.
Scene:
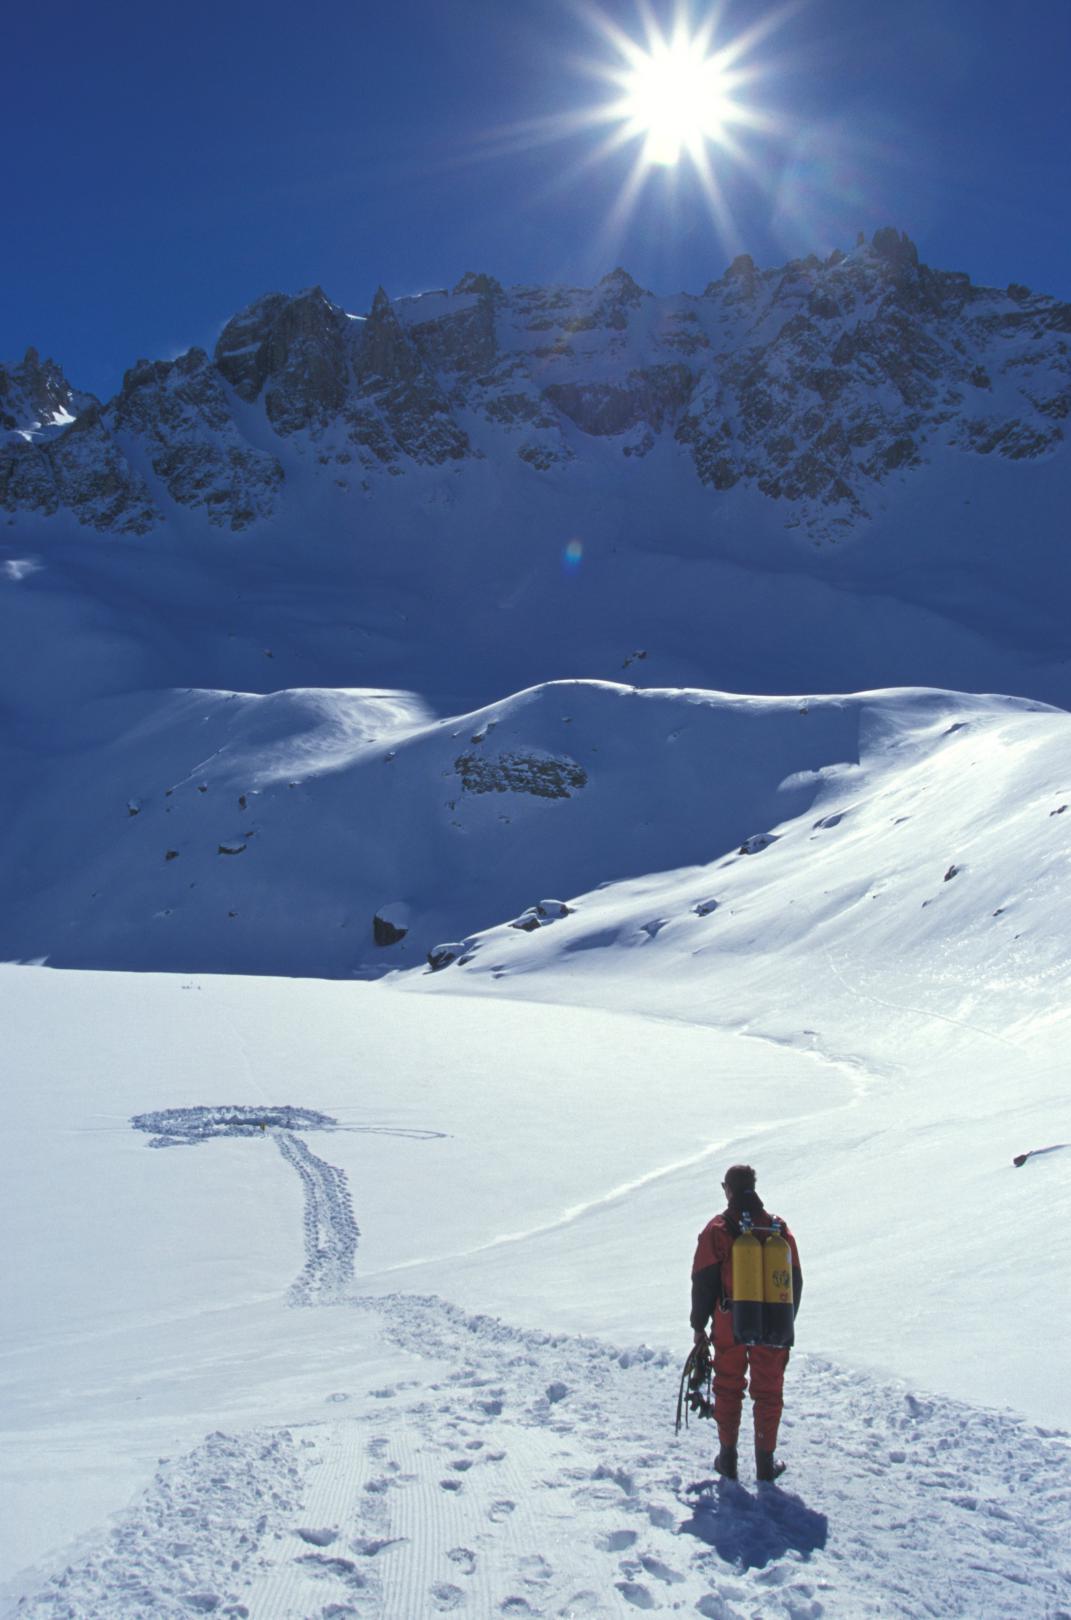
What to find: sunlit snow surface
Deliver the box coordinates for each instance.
[2,679,1070,1615]
[3,880,1070,1614]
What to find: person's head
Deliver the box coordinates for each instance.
[722,1164,757,1201]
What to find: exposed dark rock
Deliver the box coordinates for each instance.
[0,347,96,440]
[0,405,160,533]
[871,227,920,270]
[373,914,407,946]
[739,832,779,854]
[544,364,692,437]
[454,750,587,798]
[351,290,471,464]
[215,287,349,435]
[452,271,504,301]
[114,348,283,528]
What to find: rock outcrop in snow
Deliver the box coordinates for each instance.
[3,230,1068,537]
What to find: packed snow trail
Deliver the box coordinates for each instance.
[130,1105,440,1306]
[274,1129,359,1307]
[12,1295,1070,1619]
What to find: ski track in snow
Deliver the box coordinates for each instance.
[10,1295,1070,1619]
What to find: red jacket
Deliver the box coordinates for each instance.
[690,1209,802,1333]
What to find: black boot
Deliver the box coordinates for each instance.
[714,1443,738,1481]
[755,1446,786,1483]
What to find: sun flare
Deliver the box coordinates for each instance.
[619,34,729,167]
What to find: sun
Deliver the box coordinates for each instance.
[463,4,783,256]
[617,31,731,167]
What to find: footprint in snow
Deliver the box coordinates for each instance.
[295,1553,366,1590]
[447,1547,477,1575]
[450,1457,475,1471]
[518,1553,552,1584]
[616,1581,656,1609]
[598,1530,638,1552]
[640,1554,685,1585]
[440,1477,464,1492]
[696,1597,737,1620]
[430,1582,465,1611]
[352,1535,406,1556]
[488,1498,516,1522]
[557,1593,606,1618]
[294,1526,337,1546]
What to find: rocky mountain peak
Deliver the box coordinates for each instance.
[870,226,920,270]
[215,287,349,435]
[3,238,1068,540]
[452,272,503,302]
[598,267,647,297]
[1,346,96,443]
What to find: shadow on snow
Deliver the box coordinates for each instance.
[681,1479,828,1570]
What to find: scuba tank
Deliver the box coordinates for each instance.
[730,1212,764,1344]
[762,1218,795,1347]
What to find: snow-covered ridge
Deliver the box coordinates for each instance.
[4,678,1066,989]
[2,229,1068,539]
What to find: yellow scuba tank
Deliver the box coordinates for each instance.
[730,1213,764,1344]
[762,1218,795,1347]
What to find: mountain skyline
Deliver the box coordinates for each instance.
[5,0,1071,407]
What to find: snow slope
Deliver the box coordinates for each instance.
[2,936,1069,1616]
[2,678,1065,979]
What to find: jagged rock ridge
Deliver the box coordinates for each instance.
[2,229,1068,537]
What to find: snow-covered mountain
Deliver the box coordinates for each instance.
[3,229,1069,541]
[3,234,1070,1617]
[3,231,1070,737]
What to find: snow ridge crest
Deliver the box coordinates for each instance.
[2,229,1068,538]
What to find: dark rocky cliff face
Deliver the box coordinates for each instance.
[2,229,1068,538]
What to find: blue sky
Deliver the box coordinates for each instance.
[4,0,1068,398]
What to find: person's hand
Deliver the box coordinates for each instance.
[693,1327,709,1347]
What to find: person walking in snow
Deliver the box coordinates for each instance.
[690,1164,803,1482]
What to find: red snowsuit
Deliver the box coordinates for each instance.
[690,1209,802,1452]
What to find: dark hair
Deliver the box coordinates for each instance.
[723,1164,757,1197]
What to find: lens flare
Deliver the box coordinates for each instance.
[563,538,584,571]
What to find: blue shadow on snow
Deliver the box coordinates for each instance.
[681,1479,828,1570]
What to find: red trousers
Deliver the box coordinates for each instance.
[711,1306,788,1450]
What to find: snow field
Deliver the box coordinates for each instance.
[2,960,1069,1615]
[12,1295,1071,1618]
